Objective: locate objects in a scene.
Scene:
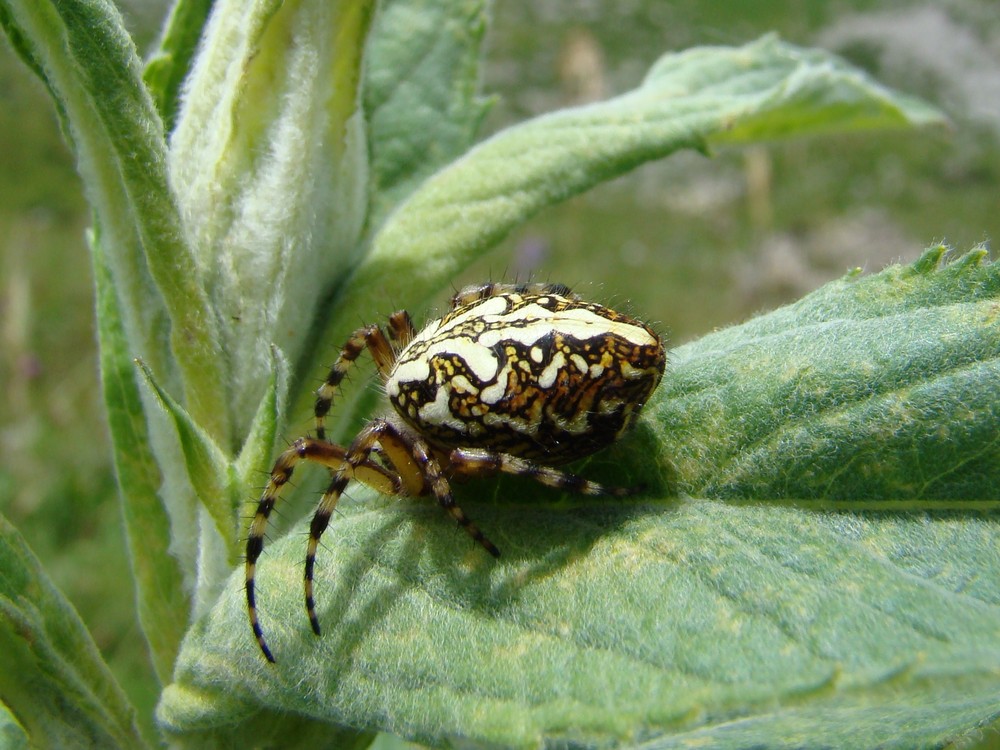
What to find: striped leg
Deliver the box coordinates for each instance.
[408,434,500,559]
[305,419,499,637]
[448,448,639,497]
[245,438,402,663]
[386,310,417,347]
[314,324,395,441]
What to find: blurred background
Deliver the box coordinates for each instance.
[1,0,998,731]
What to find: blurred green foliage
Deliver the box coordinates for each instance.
[0,0,998,742]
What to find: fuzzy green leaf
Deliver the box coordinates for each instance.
[92,230,188,682]
[233,345,290,493]
[158,501,1000,748]
[137,361,240,562]
[300,35,947,431]
[143,0,215,132]
[364,0,492,228]
[659,35,944,146]
[363,32,945,306]
[0,1,170,383]
[657,245,1000,500]
[0,514,150,750]
[159,250,1000,747]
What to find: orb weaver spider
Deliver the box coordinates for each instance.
[246,282,665,661]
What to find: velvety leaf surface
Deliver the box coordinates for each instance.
[167,0,376,445]
[159,251,1000,747]
[143,0,215,132]
[655,245,1000,501]
[364,0,491,228]
[137,360,239,559]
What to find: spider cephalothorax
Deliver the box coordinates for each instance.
[246,282,665,661]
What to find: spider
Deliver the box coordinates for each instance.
[246,282,666,662]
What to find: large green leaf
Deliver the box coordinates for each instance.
[298,35,947,433]
[356,34,943,316]
[0,514,150,750]
[158,250,1000,747]
[657,245,1000,500]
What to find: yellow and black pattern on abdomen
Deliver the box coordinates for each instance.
[386,292,665,464]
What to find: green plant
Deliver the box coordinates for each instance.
[1,1,997,748]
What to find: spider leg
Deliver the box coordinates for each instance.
[314,324,395,441]
[407,434,500,558]
[304,419,499,636]
[245,438,402,663]
[387,310,417,347]
[448,448,640,497]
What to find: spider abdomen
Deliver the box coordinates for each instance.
[385,291,665,462]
